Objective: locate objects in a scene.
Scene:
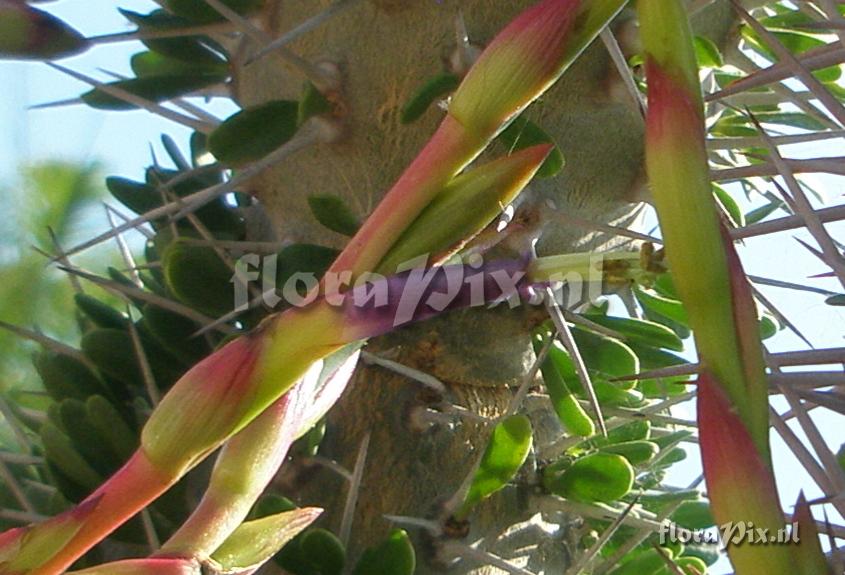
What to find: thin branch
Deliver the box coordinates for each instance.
[0,459,35,513]
[546,287,607,436]
[708,129,845,151]
[247,0,364,66]
[126,307,161,406]
[707,43,845,103]
[438,541,538,575]
[360,352,446,395]
[58,265,234,335]
[338,433,370,548]
[0,321,92,366]
[748,115,845,289]
[713,157,845,181]
[749,282,813,348]
[733,204,845,240]
[89,22,232,44]
[600,28,645,116]
[104,205,143,287]
[201,0,336,89]
[44,63,214,133]
[565,496,641,575]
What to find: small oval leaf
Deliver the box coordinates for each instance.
[307,195,361,237]
[209,101,299,165]
[459,414,533,518]
[352,529,415,575]
[544,452,634,503]
[401,73,460,124]
[81,74,224,111]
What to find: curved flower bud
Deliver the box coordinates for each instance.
[330,0,627,278]
[0,1,88,60]
[697,374,795,575]
[640,0,767,452]
[160,346,360,556]
[0,498,102,575]
[376,144,553,274]
[210,508,323,574]
[68,558,201,575]
[450,0,627,136]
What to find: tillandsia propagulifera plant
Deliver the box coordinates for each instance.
[0,0,844,574]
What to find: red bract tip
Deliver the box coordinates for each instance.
[697,373,796,574]
[142,335,266,473]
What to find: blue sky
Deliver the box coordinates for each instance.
[1,2,844,571]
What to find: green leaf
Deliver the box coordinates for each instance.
[141,305,209,364]
[58,399,121,476]
[80,329,143,387]
[40,422,103,491]
[165,0,264,24]
[544,452,634,503]
[759,314,778,340]
[85,395,137,461]
[634,287,689,328]
[106,176,162,216]
[307,195,361,236]
[81,74,224,111]
[745,199,785,224]
[162,240,235,317]
[534,335,595,437]
[352,530,416,575]
[130,50,226,78]
[591,420,651,448]
[275,244,340,290]
[826,294,845,307]
[592,379,645,408]
[208,101,300,165]
[276,528,346,575]
[119,8,226,64]
[496,116,565,178]
[658,447,688,467]
[572,328,640,385]
[299,81,333,125]
[74,294,128,330]
[251,494,298,520]
[581,314,684,351]
[212,508,322,572]
[672,500,716,530]
[459,414,533,518]
[599,440,659,466]
[33,351,108,402]
[400,73,460,124]
[713,184,745,227]
[742,27,826,59]
[693,35,723,68]
[651,430,693,451]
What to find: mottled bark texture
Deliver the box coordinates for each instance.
[233,1,737,572]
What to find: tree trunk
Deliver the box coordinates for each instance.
[231,1,738,572]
